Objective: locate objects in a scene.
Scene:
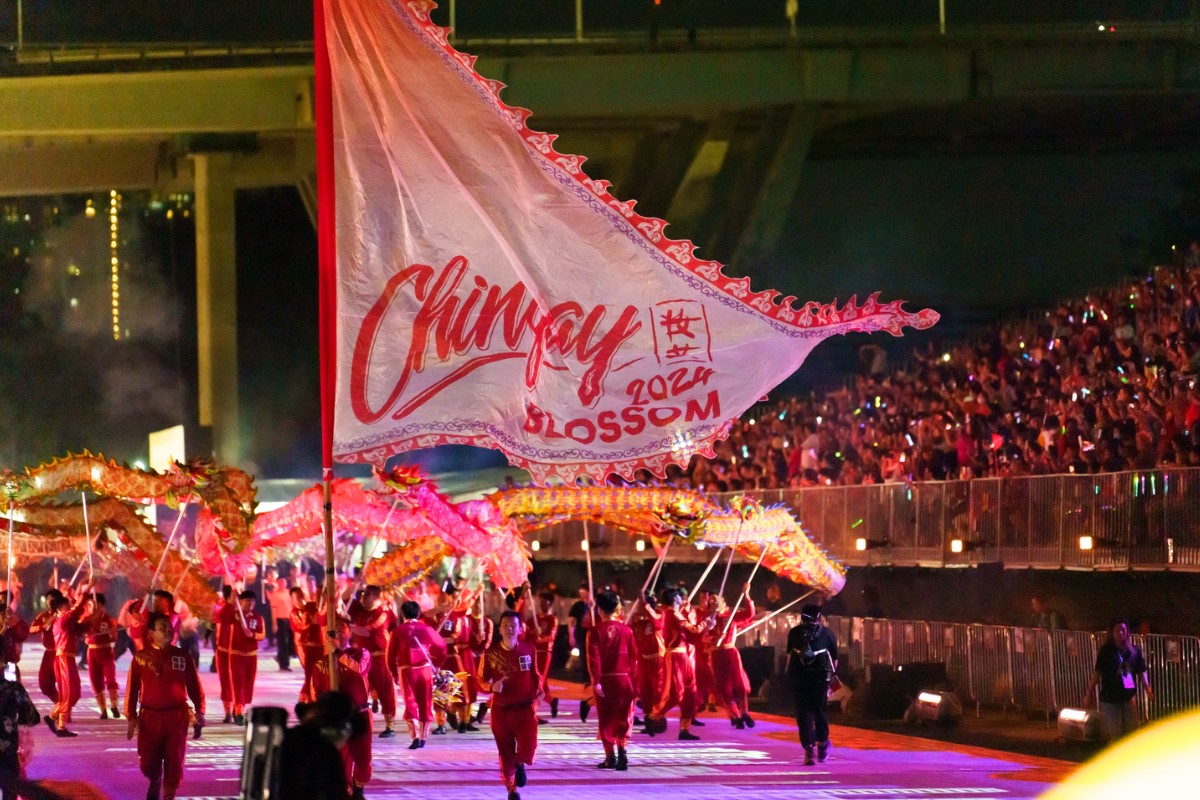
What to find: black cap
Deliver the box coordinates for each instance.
[800,604,822,622]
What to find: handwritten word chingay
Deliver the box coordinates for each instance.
[350,256,643,423]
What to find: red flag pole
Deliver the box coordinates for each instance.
[314,0,340,689]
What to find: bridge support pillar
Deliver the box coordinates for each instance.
[730,105,817,275]
[193,153,241,466]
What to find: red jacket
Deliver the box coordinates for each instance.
[126,643,205,715]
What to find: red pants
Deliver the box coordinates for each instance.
[535,647,554,700]
[87,645,119,696]
[137,706,190,796]
[695,649,715,706]
[230,653,257,713]
[489,704,537,792]
[637,656,663,716]
[299,645,323,703]
[399,664,434,723]
[216,651,233,711]
[653,651,696,725]
[50,654,81,724]
[710,647,751,719]
[38,650,58,704]
[341,709,372,787]
[595,674,635,746]
[366,652,396,718]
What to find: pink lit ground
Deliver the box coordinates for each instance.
[16,645,1075,799]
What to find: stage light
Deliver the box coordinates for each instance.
[856,538,867,551]
[856,537,889,551]
[530,541,540,552]
[1079,535,1094,550]
[580,540,589,552]
[635,540,645,552]
[1058,707,1103,741]
[950,538,963,554]
[914,690,962,723]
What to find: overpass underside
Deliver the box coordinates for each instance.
[2,36,1199,464]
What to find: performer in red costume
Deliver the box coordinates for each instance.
[648,587,712,740]
[435,589,478,733]
[212,586,236,722]
[468,599,494,724]
[586,590,637,771]
[477,611,542,800]
[29,588,63,704]
[47,587,90,736]
[311,617,372,800]
[290,586,323,703]
[348,585,398,737]
[217,590,265,725]
[710,583,756,729]
[83,593,121,719]
[0,598,29,685]
[629,592,665,734]
[125,612,205,800]
[529,591,559,720]
[388,599,446,749]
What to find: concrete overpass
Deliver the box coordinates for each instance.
[3,24,1199,463]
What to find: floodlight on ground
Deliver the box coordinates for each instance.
[530,540,540,552]
[856,537,889,551]
[1057,707,1104,741]
[1079,535,1094,550]
[914,690,963,723]
[635,540,646,552]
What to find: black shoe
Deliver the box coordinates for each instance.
[464,723,479,732]
[209,660,217,673]
[476,701,488,723]
[418,738,426,748]
[732,717,744,730]
[507,793,520,800]
[222,714,233,724]
[804,747,815,766]
[515,763,527,788]
[431,725,447,735]
[456,722,467,733]
[690,718,705,727]
[99,709,108,720]
[372,699,380,713]
[408,739,421,749]
[146,782,161,800]
[56,727,78,738]
[44,716,57,733]
[597,757,616,769]
[351,785,365,800]
[279,666,292,672]
[742,713,755,729]
[678,730,700,741]
[111,706,120,719]
[579,700,590,723]
[615,750,628,771]
[536,717,547,725]
[379,727,396,739]
[234,714,246,726]
[633,716,643,726]
[550,698,559,718]
[817,740,830,762]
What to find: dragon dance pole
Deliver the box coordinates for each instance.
[582,520,595,627]
[648,535,673,595]
[81,492,95,584]
[719,544,770,643]
[716,520,744,599]
[687,546,725,603]
[624,535,672,624]
[737,590,816,640]
[347,497,401,598]
[141,501,189,613]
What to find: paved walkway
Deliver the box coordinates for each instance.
[16,646,1075,799]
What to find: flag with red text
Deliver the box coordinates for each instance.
[324,0,938,484]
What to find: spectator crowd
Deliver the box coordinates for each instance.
[662,252,1200,491]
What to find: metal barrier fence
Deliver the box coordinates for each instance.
[746,467,1200,572]
[759,616,1199,723]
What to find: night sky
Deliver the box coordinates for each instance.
[2,1,1199,478]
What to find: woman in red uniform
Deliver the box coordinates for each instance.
[47,588,89,736]
[125,612,205,800]
[83,593,121,719]
[348,585,397,738]
[310,617,372,800]
[477,611,542,800]
[586,590,638,771]
[218,590,265,725]
[711,583,756,729]
[289,586,324,703]
[389,599,446,749]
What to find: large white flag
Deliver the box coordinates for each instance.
[325,0,938,483]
